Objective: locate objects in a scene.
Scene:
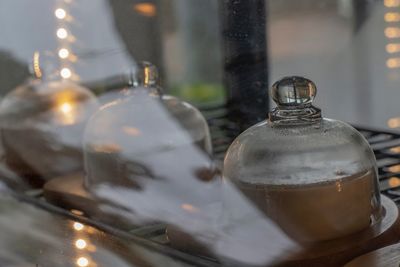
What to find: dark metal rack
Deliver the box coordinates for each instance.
[13,115,400,267]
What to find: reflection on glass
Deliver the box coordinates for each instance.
[181,203,199,213]
[388,177,400,187]
[388,164,400,173]
[387,117,400,127]
[76,256,89,267]
[390,146,400,153]
[134,3,156,17]
[71,209,85,216]
[73,222,84,231]
[33,51,42,78]
[75,239,87,249]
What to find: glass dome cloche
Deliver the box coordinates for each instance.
[223,76,382,243]
[83,62,214,189]
[0,53,99,182]
[96,61,212,156]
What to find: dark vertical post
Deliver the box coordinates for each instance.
[219,0,269,130]
[352,0,372,33]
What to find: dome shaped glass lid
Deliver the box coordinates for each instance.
[96,61,213,155]
[83,64,214,188]
[223,76,382,243]
[0,53,99,180]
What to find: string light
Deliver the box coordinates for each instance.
[388,117,400,128]
[55,8,67,19]
[75,239,87,249]
[134,3,156,17]
[58,48,70,59]
[385,0,400,7]
[386,58,400,68]
[33,51,42,78]
[385,12,400,22]
[60,67,72,79]
[57,28,68,39]
[76,257,89,267]
[73,222,84,231]
[386,43,400,53]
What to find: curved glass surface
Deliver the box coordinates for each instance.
[0,1,399,267]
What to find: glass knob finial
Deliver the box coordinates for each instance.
[130,61,159,87]
[271,76,316,108]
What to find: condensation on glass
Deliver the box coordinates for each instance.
[223,76,382,243]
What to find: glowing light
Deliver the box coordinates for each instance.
[73,222,84,231]
[386,58,400,68]
[389,177,400,188]
[33,52,42,79]
[335,180,342,192]
[122,126,141,136]
[181,203,199,213]
[92,143,121,153]
[60,102,72,114]
[385,12,400,22]
[386,43,400,53]
[75,239,87,249]
[388,117,400,128]
[57,28,68,39]
[71,209,84,216]
[385,0,400,7]
[58,48,70,59]
[76,257,89,267]
[134,3,156,17]
[388,164,400,173]
[60,67,72,79]
[55,8,67,19]
[390,146,400,153]
[385,27,400,38]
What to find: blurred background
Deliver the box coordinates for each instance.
[1,0,398,130]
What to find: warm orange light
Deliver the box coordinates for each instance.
[73,222,84,231]
[385,0,400,7]
[76,257,89,267]
[122,126,141,136]
[55,8,67,19]
[92,143,121,153]
[60,102,72,114]
[33,51,42,79]
[181,203,199,213]
[388,117,400,128]
[75,239,87,249]
[385,12,400,22]
[57,28,68,39]
[390,146,400,153]
[385,27,400,38]
[389,177,400,187]
[71,209,84,216]
[386,43,400,53]
[388,164,400,173]
[386,58,400,68]
[134,3,156,17]
[335,181,342,192]
[60,67,72,79]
